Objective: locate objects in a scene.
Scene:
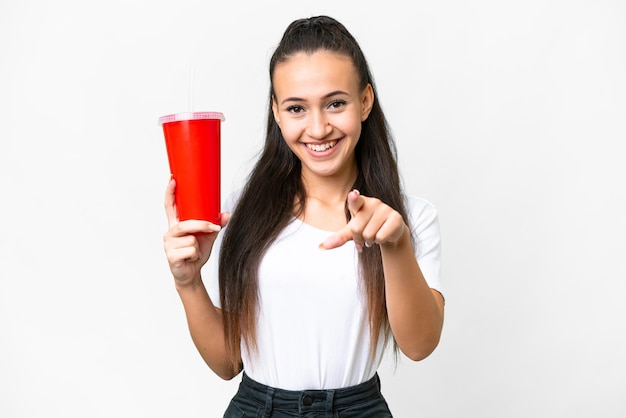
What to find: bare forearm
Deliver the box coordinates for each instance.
[176,279,240,380]
[381,226,444,361]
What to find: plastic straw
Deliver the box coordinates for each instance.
[188,65,194,112]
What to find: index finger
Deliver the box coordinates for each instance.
[164,178,178,227]
[319,225,353,250]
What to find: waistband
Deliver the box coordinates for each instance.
[239,372,383,414]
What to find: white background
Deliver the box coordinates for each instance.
[1,0,625,417]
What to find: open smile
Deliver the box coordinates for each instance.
[305,140,338,152]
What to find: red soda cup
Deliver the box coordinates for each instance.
[158,112,225,224]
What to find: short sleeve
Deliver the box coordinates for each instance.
[406,195,443,296]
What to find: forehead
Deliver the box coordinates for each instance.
[272,51,359,98]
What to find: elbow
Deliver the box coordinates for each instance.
[209,361,242,381]
[213,367,241,381]
[217,371,239,381]
[401,337,441,362]
[404,348,435,362]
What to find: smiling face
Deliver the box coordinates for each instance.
[271,50,374,185]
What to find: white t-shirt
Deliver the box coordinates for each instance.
[205,192,442,391]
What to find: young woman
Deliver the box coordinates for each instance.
[164,15,445,417]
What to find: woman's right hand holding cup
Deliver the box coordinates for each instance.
[163,179,229,288]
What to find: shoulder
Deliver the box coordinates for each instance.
[404,194,439,226]
[403,194,441,253]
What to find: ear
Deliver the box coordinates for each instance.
[271,95,280,124]
[360,84,374,122]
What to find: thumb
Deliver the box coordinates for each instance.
[164,178,179,227]
[219,211,231,228]
[346,189,364,218]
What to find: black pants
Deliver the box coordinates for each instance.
[224,372,393,417]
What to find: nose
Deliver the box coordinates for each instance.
[306,111,332,139]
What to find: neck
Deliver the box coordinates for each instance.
[301,169,357,206]
[297,171,357,231]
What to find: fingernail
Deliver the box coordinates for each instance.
[318,243,326,250]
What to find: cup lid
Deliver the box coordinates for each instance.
[158,111,225,125]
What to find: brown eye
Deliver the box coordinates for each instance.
[287,105,304,114]
[328,100,346,110]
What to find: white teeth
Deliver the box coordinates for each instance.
[306,140,337,152]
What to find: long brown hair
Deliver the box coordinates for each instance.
[218,15,411,372]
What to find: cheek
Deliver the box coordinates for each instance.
[337,113,362,138]
[278,121,302,143]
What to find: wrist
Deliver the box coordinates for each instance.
[175,274,204,293]
[381,224,411,251]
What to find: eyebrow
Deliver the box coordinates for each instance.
[280,90,349,105]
